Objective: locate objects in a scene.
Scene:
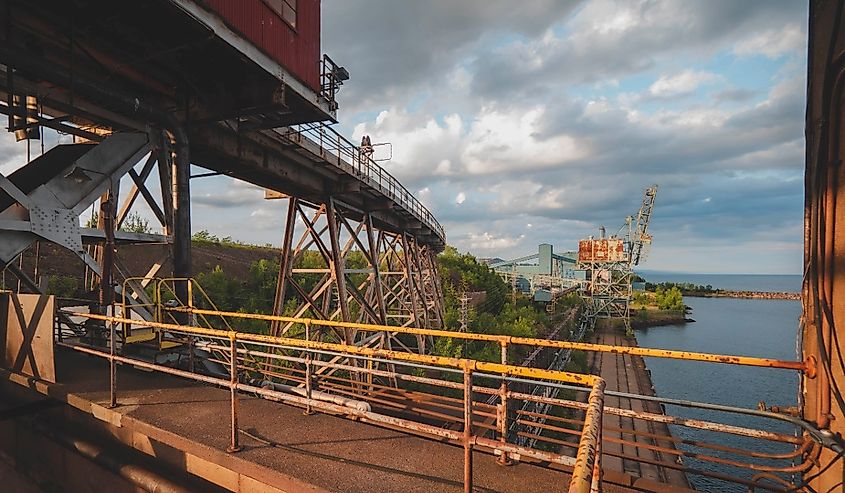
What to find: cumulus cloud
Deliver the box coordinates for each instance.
[323,0,581,110]
[352,109,463,182]
[193,179,265,208]
[464,231,526,251]
[734,23,806,59]
[340,46,805,270]
[468,0,805,101]
[648,70,721,99]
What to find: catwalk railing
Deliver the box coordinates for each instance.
[278,122,446,246]
[58,309,604,493]
[56,298,835,492]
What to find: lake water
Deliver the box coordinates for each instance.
[634,273,802,491]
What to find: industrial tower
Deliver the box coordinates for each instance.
[578,185,658,332]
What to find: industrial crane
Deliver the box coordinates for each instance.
[578,184,659,329]
[514,185,659,449]
[628,184,658,267]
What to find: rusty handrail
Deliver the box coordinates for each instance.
[570,379,605,493]
[165,306,811,372]
[61,308,823,491]
[150,304,843,454]
[282,121,446,245]
[69,311,599,386]
[65,301,825,490]
[61,309,604,492]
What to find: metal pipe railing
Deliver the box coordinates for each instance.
[71,283,828,491]
[61,310,605,491]
[59,304,823,491]
[281,122,446,245]
[166,306,811,372]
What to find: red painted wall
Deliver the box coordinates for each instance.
[200,0,321,93]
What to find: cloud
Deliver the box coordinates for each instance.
[734,23,806,59]
[193,179,265,208]
[463,107,587,174]
[342,54,805,267]
[463,231,526,251]
[323,0,581,112]
[712,87,757,103]
[468,0,806,101]
[648,70,721,99]
[352,109,463,182]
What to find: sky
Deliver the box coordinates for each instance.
[0,1,809,275]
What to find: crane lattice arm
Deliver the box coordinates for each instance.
[630,185,658,266]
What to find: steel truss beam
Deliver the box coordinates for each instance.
[270,197,444,361]
[581,260,633,331]
[1,130,176,326]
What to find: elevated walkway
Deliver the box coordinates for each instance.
[0,291,826,492]
[1,349,625,493]
[190,120,446,250]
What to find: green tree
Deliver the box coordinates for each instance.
[120,212,152,234]
[433,245,566,363]
[654,286,684,311]
[192,230,220,243]
[47,275,79,298]
[243,258,280,313]
[195,265,239,312]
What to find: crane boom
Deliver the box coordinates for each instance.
[630,185,658,266]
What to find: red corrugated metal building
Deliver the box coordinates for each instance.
[199,0,321,93]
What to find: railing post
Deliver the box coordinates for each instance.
[304,320,315,415]
[569,379,605,493]
[227,332,241,453]
[591,420,603,493]
[120,280,127,342]
[108,303,117,408]
[497,341,512,465]
[154,279,161,324]
[188,334,195,373]
[187,279,194,325]
[463,366,474,493]
[336,134,342,165]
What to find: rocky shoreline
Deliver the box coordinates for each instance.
[684,290,799,301]
[630,314,693,330]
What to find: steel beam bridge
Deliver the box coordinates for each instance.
[0,0,445,358]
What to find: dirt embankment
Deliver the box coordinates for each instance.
[629,309,692,329]
[9,240,280,286]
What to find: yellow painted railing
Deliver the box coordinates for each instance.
[165,306,812,373]
[67,310,605,493]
